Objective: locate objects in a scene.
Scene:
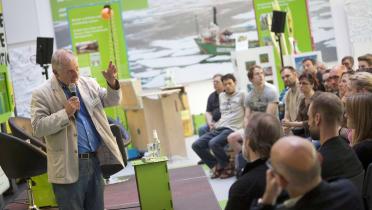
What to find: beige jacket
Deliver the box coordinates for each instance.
[31,75,124,184]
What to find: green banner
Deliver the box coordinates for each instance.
[253,0,313,90]
[0,2,14,123]
[67,1,129,81]
[67,1,128,123]
[50,0,148,124]
[50,0,148,23]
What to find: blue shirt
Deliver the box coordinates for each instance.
[279,86,289,103]
[61,84,102,154]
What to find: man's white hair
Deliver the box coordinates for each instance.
[51,49,75,73]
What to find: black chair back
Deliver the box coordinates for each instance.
[0,132,47,179]
[101,124,130,179]
[364,163,372,210]
[349,170,365,193]
[8,116,46,151]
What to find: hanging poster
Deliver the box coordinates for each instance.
[67,1,129,82]
[67,1,129,122]
[0,2,14,123]
[253,0,313,90]
[50,0,148,48]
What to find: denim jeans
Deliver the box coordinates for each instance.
[52,156,104,210]
[192,127,233,169]
[198,124,210,137]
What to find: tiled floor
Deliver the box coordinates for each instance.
[110,135,236,209]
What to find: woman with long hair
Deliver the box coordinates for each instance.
[345,93,372,170]
[339,71,354,100]
[338,71,355,141]
[349,72,372,94]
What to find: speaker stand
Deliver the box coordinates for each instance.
[41,64,49,80]
[275,33,284,68]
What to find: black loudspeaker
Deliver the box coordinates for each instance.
[271,10,286,33]
[36,37,54,66]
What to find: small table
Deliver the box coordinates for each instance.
[132,157,173,210]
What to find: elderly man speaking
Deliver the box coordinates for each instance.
[31,49,123,210]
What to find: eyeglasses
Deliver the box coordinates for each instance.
[328,75,339,80]
[266,159,273,170]
[299,82,310,86]
[266,159,278,175]
[359,65,368,69]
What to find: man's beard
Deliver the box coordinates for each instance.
[309,127,320,141]
[289,81,297,88]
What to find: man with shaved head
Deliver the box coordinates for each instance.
[254,136,364,210]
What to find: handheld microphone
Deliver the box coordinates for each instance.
[68,83,78,117]
[69,83,77,97]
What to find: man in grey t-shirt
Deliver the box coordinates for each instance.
[227,65,279,166]
[245,82,278,113]
[192,73,245,179]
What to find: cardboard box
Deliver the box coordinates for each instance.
[126,90,187,157]
[119,79,143,110]
[161,86,194,137]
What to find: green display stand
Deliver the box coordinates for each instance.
[192,114,206,135]
[132,157,173,210]
[31,173,58,207]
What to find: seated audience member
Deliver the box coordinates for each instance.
[227,65,278,170]
[322,69,332,92]
[316,62,327,75]
[307,92,363,180]
[282,72,318,137]
[192,74,245,179]
[349,71,372,94]
[253,136,364,210]
[328,65,347,96]
[198,74,224,137]
[341,56,355,71]
[280,66,303,135]
[302,58,325,91]
[357,54,372,70]
[346,93,372,170]
[338,71,355,141]
[225,113,283,210]
[338,71,354,101]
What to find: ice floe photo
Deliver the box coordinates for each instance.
[122,0,337,89]
[53,0,337,89]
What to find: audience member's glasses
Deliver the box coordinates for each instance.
[266,159,278,175]
[359,65,368,69]
[299,82,310,86]
[266,159,273,170]
[328,75,340,80]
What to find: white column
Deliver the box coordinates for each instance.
[330,0,352,62]
[2,0,55,117]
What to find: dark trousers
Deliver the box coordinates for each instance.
[198,124,210,137]
[52,156,104,210]
[192,127,233,169]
